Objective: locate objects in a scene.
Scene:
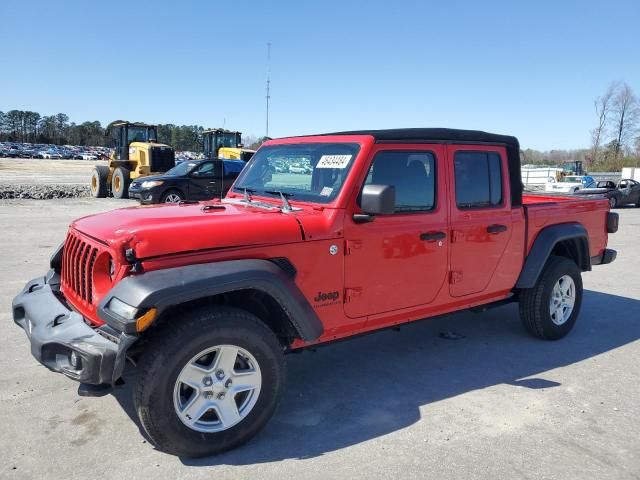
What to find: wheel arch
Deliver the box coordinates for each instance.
[516,223,590,289]
[97,259,323,345]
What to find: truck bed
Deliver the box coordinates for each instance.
[522,193,610,259]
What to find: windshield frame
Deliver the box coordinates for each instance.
[231,142,361,205]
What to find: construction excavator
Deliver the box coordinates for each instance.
[90,121,175,199]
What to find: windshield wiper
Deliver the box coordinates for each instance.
[264,190,294,212]
[233,187,257,203]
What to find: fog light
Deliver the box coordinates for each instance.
[70,351,81,369]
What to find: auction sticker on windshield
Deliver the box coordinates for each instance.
[316,155,352,169]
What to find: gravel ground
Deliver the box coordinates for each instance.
[0,199,639,480]
[0,158,100,198]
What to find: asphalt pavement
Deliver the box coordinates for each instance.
[1,199,638,480]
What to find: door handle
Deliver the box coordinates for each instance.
[487,224,508,234]
[208,181,217,185]
[420,231,446,242]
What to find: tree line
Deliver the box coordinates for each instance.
[589,81,640,171]
[3,86,638,169]
[0,110,266,151]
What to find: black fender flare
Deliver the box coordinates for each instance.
[516,223,590,289]
[97,259,323,341]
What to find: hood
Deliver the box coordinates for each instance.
[71,201,305,259]
[130,174,168,184]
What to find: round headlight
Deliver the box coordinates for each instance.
[93,252,116,297]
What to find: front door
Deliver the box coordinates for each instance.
[343,146,449,319]
[448,146,513,297]
[618,179,640,205]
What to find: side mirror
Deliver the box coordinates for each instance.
[354,184,395,223]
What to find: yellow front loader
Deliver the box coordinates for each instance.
[202,129,255,161]
[91,121,175,199]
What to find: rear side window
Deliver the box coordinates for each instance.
[364,151,436,212]
[454,151,502,209]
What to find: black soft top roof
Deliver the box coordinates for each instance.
[321,128,519,148]
[320,128,522,207]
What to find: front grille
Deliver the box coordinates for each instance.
[150,146,175,172]
[61,230,99,307]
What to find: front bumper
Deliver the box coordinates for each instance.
[128,186,159,204]
[12,270,136,385]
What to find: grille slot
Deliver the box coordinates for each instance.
[61,231,100,306]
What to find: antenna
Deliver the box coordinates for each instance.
[265,42,271,138]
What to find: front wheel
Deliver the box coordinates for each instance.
[90,166,109,198]
[134,306,286,457]
[161,189,184,203]
[111,167,131,199]
[609,196,617,208]
[519,255,583,340]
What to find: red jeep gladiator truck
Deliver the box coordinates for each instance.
[13,129,618,457]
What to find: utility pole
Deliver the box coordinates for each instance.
[265,42,271,138]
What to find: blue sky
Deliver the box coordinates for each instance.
[1,0,638,150]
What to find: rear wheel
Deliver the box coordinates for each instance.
[134,307,285,457]
[161,189,184,203]
[519,255,583,340]
[90,166,109,198]
[111,167,131,199]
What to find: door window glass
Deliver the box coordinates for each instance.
[193,161,221,178]
[363,151,436,212]
[454,151,502,209]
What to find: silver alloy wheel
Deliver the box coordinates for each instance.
[173,345,262,433]
[165,193,182,203]
[549,275,576,325]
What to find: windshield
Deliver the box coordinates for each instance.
[217,133,239,148]
[165,161,198,176]
[128,126,149,143]
[233,142,360,203]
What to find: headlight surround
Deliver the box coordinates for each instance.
[141,180,164,188]
[106,297,139,320]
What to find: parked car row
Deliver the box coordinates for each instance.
[0,141,111,160]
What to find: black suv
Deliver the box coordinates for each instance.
[129,159,246,204]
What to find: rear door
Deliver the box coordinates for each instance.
[221,160,244,195]
[343,145,449,319]
[188,161,222,199]
[448,146,513,297]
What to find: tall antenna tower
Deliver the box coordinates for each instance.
[265,42,271,138]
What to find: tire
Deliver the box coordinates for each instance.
[609,196,617,208]
[161,189,184,203]
[111,167,131,199]
[519,255,583,340]
[90,166,109,198]
[134,306,286,457]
